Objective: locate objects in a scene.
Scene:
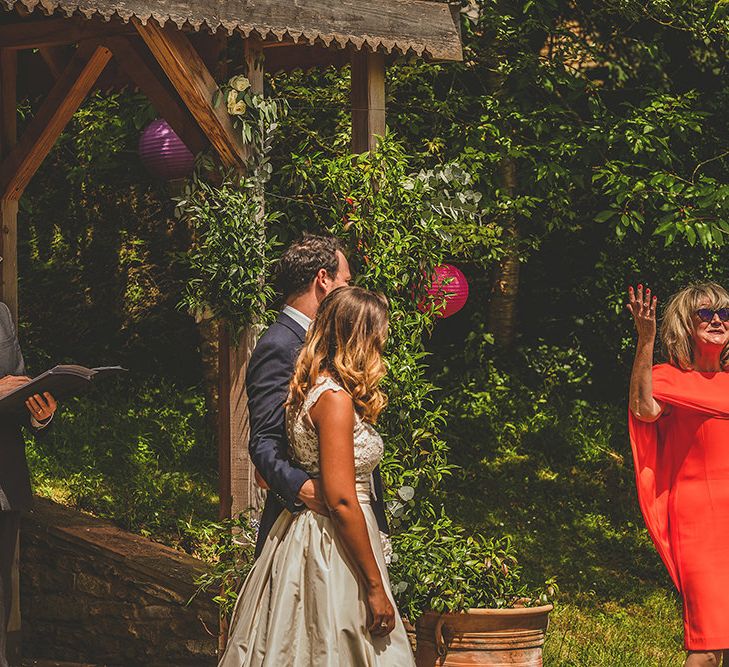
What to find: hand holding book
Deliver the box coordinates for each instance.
[0,365,126,415]
[25,392,56,422]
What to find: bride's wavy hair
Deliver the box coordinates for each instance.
[661,282,729,370]
[288,286,389,424]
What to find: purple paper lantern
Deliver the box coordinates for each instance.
[138,119,194,180]
[420,264,469,318]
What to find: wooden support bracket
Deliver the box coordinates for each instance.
[134,19,246,170]
[0,17,134,50]
[105,36,207,155]
[0,41,112,201]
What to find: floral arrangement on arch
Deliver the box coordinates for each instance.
[214,73,287,183]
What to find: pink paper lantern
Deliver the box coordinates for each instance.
[420,264,469,318]
[138,119,194,180]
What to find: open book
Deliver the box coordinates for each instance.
[0,365,126,414]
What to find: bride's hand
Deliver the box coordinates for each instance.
[627,284,658,342]
[366,581,396,637]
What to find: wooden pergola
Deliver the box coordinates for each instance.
[0,0,461,661]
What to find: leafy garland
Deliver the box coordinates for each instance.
[177,75,288,336]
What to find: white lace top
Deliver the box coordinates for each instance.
[286,376,384,482]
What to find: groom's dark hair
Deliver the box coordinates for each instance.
[277,234,343,299]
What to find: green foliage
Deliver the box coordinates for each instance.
[294,135,544,617]
[176,166,280,334]
[390,511,558,619]
[178,75,289,335]
[189,513,257,616]
[19,89,201,385]
[315,137,454,505]
[436,332,664,603]
[26,379,217,549]
[591,92,729,247]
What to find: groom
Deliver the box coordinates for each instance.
[247,234,389,557]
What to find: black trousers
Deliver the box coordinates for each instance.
[0,511,19,667]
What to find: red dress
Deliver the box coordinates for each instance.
[629,363,729,649]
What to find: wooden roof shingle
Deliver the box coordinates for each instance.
[2,0,463,60]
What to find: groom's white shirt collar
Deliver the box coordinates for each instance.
[282,304,312,332]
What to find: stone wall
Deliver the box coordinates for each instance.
[19,498,218,666]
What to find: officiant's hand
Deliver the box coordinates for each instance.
[0,374,30,398]
[298,479,330,516]
[25,392,57,422]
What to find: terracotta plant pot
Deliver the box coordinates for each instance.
[415,604,553,666]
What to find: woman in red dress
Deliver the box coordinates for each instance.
[629,282,729,666]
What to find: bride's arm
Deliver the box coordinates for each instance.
[311,389,396,637]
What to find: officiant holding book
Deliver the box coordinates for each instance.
[0,302,57,667]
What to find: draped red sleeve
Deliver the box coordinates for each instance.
[628,363,729,591]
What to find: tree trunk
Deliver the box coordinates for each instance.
[487,157,519,347]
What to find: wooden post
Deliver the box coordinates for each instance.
[0,46,20,667]
[217,37,265,654]
[219,36,266,525]
[0,48,17,326]
[351,49,385,154]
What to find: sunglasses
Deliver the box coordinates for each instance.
[696,308,729,322]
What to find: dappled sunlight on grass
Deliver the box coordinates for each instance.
[545,591,684,666]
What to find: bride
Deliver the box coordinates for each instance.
[219,286,415,666]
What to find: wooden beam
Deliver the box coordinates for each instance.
[218,37,265,526]
[0,46,20,665]
[0,47,18,324]
[0,49,17,159]
[134,19,246,170]
[225,37,265,522]
[0,17,134,50]
[351,50,386,154]
[105,36,207,155]
[0,198,18,326]
[38,46,70,80]
[264,44,349,74]
[0,42,112,201]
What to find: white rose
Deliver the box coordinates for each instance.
[226,89,238,113]
[232,101,247,115]
[229,75,251,92]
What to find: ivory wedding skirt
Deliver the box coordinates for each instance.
[219,377,415,667]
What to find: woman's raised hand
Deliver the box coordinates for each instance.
[627,284,658,341]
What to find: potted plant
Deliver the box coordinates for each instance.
[389,512,556,666]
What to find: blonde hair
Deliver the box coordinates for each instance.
[661,282,729,370]
[288,286,389,424]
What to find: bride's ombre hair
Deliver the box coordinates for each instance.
[288,286,389,424]
[661,282,729,370]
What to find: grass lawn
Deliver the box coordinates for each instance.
[545,591,684,666]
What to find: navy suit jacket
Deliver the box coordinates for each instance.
[247,311,389,556]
